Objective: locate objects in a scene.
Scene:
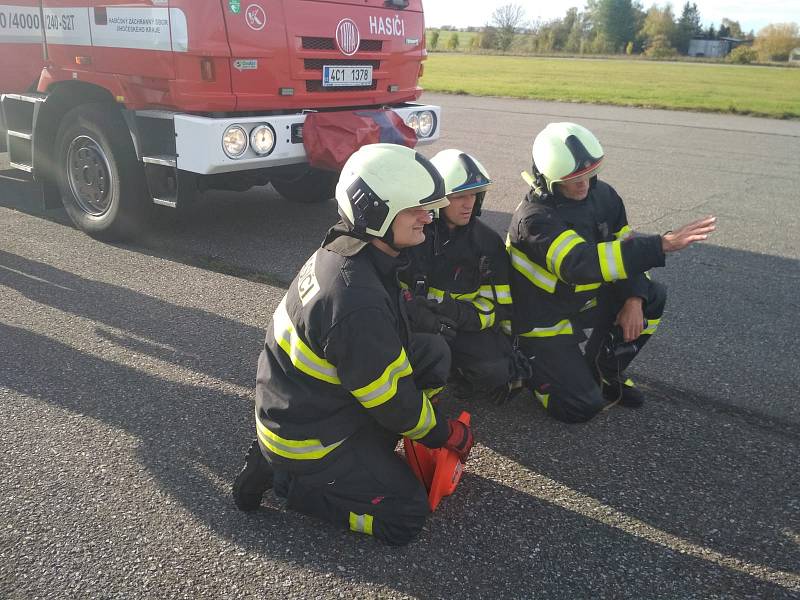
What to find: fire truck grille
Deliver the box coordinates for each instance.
[301,37,383,52]
[306,81,379,92]
[304,59,381,70]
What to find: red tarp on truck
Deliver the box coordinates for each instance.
[303,109,417,171]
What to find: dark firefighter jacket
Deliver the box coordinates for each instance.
[403,218,513,335]
[507,180,665,342]
[255,226,449,472]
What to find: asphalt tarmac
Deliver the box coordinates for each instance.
[1,93,798,599]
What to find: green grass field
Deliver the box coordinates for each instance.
[421,54,800,118]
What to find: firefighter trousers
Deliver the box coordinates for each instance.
[520,280,666,423]
[450,327,516,390]
[273,332,449,546]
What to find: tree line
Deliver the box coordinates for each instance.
[427,2,800,63]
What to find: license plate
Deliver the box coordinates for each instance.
[322,65,373,87]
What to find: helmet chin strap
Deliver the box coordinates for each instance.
[380,226,404,253]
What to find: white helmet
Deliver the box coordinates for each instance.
[430,149,491,217]
[335,144,449,238]
[430,149,492,196]
[532,122,604,194]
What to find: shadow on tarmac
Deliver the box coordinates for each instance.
[2,245,798,597]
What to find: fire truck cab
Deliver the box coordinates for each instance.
[0,0,440,239]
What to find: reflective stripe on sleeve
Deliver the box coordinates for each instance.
[546,229,586,280]
[520,319,574,338]
[351,348,413,409]
[478,310,496,330]
[349,512,374,535]
[424,386,444,401]
[597,240,628,282]
[479,284,512,305]
[256,410,345,461]
[500,320,512,336]
[575,282,602,292]
[426,288,446,302]
[641,318,660,335]
[273,297,340,384]
[402,394,438,440]
[507,244,557,293]
[614,225,633,241]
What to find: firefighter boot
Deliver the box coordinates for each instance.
[233,439,274,511]
[601,377,645,408]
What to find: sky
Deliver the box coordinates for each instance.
[424,0,800,35]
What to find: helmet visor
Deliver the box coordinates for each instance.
[422,196,450,211]
[557,157,603,183]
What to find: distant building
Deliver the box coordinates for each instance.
[790,48,800,63]
[688,37,745,58]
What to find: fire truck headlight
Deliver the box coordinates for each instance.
[417,111,436,138]
[405,113,419,134]
[250,124,276,156]
[222,125,248,158]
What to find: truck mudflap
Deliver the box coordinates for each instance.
[303,109,416,171]
[171,103,440,175]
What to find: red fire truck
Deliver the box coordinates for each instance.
[0,0,440,239]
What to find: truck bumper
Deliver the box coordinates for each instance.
[170,103,441,175]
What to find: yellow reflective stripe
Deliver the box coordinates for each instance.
[478,285,494,300]
[500,320,512,335]
[624,378,635,387]
[472,297,493,313]
[641,318,660,335]
[468,297,495,330]
[351,348,412,409]
[597,240,628,282]
[451,289,479,301]
[490,284,512,304]
[534,390,550,408]
[424,386,444,400]
[399,281,410,290]
[426,288,445,302]
[508,245,557,293]
[402,394,437,440]
[575,282,602,292]
[520,319,574,338]
[614,225,633,241]
[546,229,585,281]
[349,512,374,535]
[274,298,340,384]
[255,413,345,461]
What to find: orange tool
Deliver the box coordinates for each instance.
[403,411,471,511]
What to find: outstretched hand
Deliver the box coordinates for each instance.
[662,215,717,253]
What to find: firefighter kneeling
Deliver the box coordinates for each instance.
[508,122,716,423]
[403,149,532,405]
[233,144,474,546]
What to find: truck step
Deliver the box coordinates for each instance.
[142,154,177,168]
[1,93,47,104]
[9,161,33,172]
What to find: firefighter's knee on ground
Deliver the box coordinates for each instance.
[372,486,429,546]
[545,390,606,424]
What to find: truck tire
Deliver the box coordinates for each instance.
[54,103,150,240]
[271,168,337,204]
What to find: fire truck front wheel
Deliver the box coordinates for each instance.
[55,103,150,240]
[270,168,337,204]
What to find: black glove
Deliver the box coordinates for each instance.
[429,295,479,331]
[443,419,474,463]
[404,294,457,339]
